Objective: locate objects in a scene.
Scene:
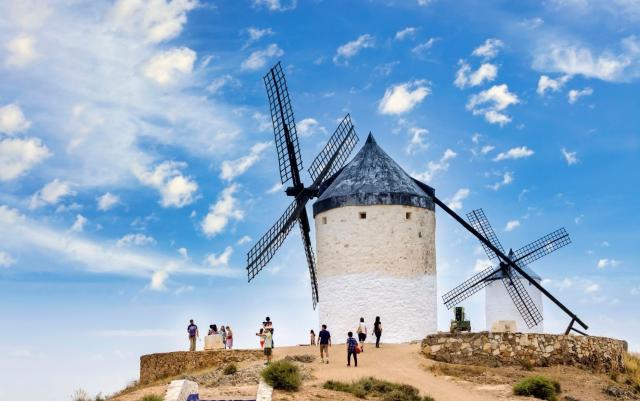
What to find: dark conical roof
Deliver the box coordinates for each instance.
[312,133,435,216]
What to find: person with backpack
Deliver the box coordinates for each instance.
[187,319,199,351]
[346,331,359,367]
[356,317,367,352]
[373,316,382,348]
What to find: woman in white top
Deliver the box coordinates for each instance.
[356,317,367,351]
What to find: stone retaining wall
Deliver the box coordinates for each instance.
[140,349,263,384]
[422,332,627,372]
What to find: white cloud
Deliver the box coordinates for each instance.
[150,270,168,290]
[0,251,16,268]
[178,247,188,259]
[537,74,571,96]
[378,80,430,115]
[71,214,88,232]
[596,258,621,269]
[504,219,521,232]
[395,27,417,41]
[0,104,31,134]
[417,0,431,5]
[493,146,535,161]
[143,47,196,85]
[97,192,120,211]
[411,38,438,56]
[454,62,498,88]
[117,233,156,247]
[584,283,600,294]
[533,37,640,82]
[241,44,284,71]
[297,118,327,137]
[245,27,274,45]
[252,0,297,11]
[405,127,429,155]
[201,184,244,237]
[220,141,271,181]
[466,84,519,126]
[474,257,491,272]
[521,17,544,29]
[412,149,457,182]
[207,74,240,94]
[333,34,375,65]
[133,161,198,208]
[488,171,514,190]
[481,145,495,154]
[4,34,37,68]
[266,182,284,194]
[561,148,579,165]
[568,87,593,103]
[237,235,252,245]
[472,38,504,59]
[0,137,50,181]
[206,246,233,268]
[447,188,470,211]
[30,179,75,209]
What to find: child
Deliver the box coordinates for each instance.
[310,329,316,345]
[347,331,358,367]
[257,328,265,348]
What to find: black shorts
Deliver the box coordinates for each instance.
[358,333,366,342]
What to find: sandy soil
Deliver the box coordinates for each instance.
[112,342,627,401]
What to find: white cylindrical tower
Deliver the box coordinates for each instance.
[485,268,543,333]
[312,134,437,343]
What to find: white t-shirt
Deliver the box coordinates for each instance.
[357,322,367,334]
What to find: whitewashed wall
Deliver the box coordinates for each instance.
[485,278,544,333]
[315,204,437,343]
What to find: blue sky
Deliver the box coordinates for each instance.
[0,0,639,399]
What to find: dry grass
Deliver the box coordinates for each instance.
[622,352,640,392]
[426,362,486,378]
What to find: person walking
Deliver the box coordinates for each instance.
[220,325,227,349]
[187,319,199,352]
[310,329,316,345]
[318,324,331,364]
[373,316,382,348]
[257,328,265,348]
[356,317,367,352]
[225,326,233,349]
[346,331,358,367]
[264,317,274,347]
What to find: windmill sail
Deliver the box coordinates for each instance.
[442,265,501,309]
[466,209,506,261]
[264,62,303,185]
[501,267,543,328]
[512,228,571,267]
[298,209,319,307]
[308,114,359,184]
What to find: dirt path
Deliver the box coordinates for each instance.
[274,343,519,400]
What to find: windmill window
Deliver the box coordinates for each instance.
[359,212,367,219]
[405,212,412,220]
[322,217,327,224]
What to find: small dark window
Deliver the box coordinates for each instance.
[405,212,412,220]
[359,212,367,219]
[322,217,327,224]
[418,231,422,238]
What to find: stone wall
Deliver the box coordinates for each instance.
[422,332,627,372]
[140,350,263,384]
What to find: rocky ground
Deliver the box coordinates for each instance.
[111,343,639,401]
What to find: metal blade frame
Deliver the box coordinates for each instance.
[512,228,571,267]
[247,196,308,281]
[264,62,303,185]
[466,209,506,261]
[501,267,543,328]
[442,265,501,309]
[298,209,319,308]
[308,114,358,185]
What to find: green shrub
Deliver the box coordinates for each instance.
[322,377,434,401]
[139,395,164,401]
[223,363,238,375]
[513,376,561,401]
[261,360,301,391]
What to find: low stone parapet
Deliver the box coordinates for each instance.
[422,332,627,372]
[140,349,263,384]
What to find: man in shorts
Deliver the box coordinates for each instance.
[318,324,331,364]
[262,328,273,364]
